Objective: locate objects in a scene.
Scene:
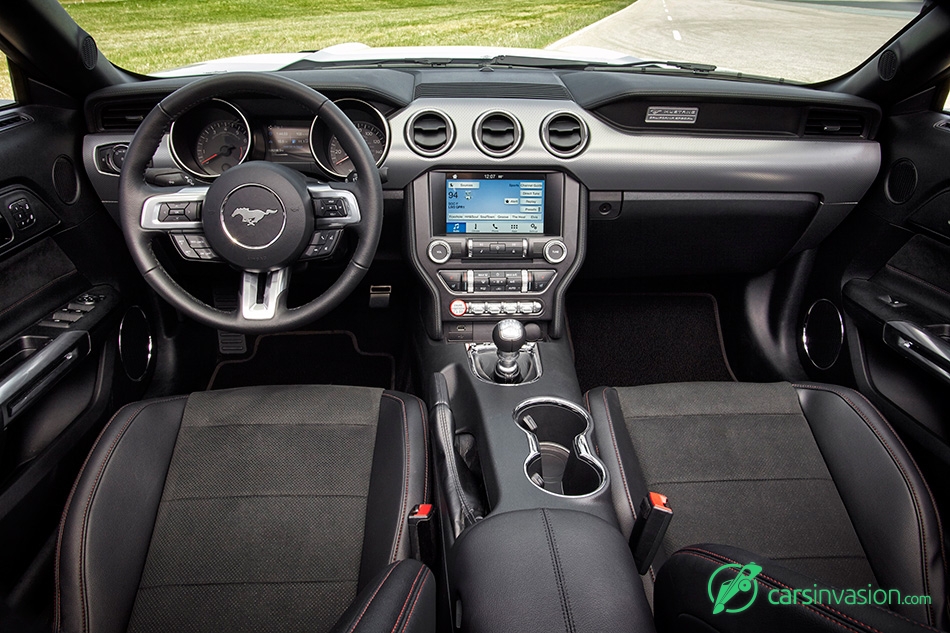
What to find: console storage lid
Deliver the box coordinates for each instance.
[450,508,655,633]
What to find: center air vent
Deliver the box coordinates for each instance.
[803,109,867,138]
[474,111,522,158]
[406,110,454,157]
[98,100,155,132]
[541,112,589,158]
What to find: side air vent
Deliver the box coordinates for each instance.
[803,109,867,138]
[0,112,32,134]
[98,101,154,132]
[541,112,589,158]
[406,110,454,157]
[474,111,522,158]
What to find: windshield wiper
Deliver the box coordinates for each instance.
[613,60,718,72]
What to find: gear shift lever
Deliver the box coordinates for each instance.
[492,319,526,384]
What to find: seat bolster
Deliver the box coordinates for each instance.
[55,396,187,633]
[359,391,429,589]
[655,544,938,633]
[795,384,947,629]
[585,386,652,539]
[330,560,435,633]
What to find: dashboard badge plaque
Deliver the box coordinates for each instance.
[645,106,699,124]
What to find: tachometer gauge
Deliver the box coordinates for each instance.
[195,120,249,176]
[326,121,387,177]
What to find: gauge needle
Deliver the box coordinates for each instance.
[334,154,350,166]
[201,153,219,165]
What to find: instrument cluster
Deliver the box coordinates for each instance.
[168,97,390,180]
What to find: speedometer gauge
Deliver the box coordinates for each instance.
[326,121,387,177]
[310,98,390,179]
[195,120,249,176]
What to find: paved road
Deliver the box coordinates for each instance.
[547,0,922,83]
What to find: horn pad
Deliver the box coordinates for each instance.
[202,161,314,271]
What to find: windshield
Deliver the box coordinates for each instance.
[49,0,924,85]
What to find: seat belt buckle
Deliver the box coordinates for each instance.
[408,504,436,564]
[629,492,673,575]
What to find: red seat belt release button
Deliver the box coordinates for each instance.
[630,491,673,575]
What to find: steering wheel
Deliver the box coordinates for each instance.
[119,73,383,333]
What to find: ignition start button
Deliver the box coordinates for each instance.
[449,299,467,316]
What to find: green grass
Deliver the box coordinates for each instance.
[0,0,630,101]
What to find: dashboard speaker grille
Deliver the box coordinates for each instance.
[885,158,918,205]
[406,110,454,157]
[878,49,898,81]
[542,112,588,157]
[80,36,98,70]
[415,83,571,100]
[475,112,521,157]
[52,156,80,205]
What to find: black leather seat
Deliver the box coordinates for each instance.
[587,381,947,631]
[55,385,434,633]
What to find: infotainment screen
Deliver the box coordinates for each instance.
[444,173,545,234]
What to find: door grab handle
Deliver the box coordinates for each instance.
[883,321,950,385]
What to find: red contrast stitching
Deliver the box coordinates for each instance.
[0,270,78,320]
[389,566,425,633]
[414,396,429,503]
[382,393,411,563]
[399,571,430,633]
[347,564,399,633]
[794,383,941,626]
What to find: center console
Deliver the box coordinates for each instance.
[407,170,585,341]
[409,169,653,632]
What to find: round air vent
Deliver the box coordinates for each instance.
[878,49,899,81]
[885,158,918,205]
[405,110,454,157]
[803,299,844,370]
[473,111,522,158]
[52,155,80,204]
[80,35,99,70]
[541,112,589,158]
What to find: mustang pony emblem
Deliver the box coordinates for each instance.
[232,207,278,227]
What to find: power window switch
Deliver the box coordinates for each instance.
[51,310,83,322]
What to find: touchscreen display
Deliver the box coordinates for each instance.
[445,173,544,234]
[265,125,313,160]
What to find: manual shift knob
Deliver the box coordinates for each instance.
[493,319,526,353]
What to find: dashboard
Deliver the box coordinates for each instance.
[80,67,884,338]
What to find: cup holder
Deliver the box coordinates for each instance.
[514,397,607,498]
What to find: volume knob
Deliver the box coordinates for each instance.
[427,239,452,264]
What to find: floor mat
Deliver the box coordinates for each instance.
[566,293,735,392]
[208,331,395,391]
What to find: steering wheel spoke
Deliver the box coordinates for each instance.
[241,268,289,320]
[140,186,209,231]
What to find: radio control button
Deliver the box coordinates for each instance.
[543,240,567,264]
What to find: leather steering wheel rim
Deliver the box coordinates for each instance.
[118,72,383,334]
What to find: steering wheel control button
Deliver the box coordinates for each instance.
[428,239,452,264]
[172,234,198,259]
[543,239,568,264]
[449,299,467,317]
[314,197,347,218]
